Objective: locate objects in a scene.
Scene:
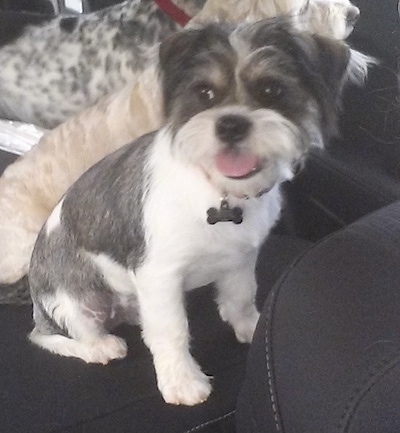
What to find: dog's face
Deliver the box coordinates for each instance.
[158,19,351,198]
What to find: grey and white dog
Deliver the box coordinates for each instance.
[30,19,355,405]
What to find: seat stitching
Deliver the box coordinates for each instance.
[182,410,235,433]
[261,238,330,433]
[340,351,400,433]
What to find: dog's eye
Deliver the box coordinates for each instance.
[194,84,219,106]
[200,87,215,101]
[260,84,283,102]
[263,85,282,98]
[253,79,284,107]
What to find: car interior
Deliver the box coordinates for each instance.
[0,0,399,432]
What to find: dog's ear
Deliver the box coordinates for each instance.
[299,33,351,95]
[297,33,353,138]
[158,29,200,71]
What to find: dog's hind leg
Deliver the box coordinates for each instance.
[29,330,127,365]
[29,298,127,365]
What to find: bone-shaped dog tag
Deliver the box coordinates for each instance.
[207,197,243,225]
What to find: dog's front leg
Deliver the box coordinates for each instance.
[215,253,260,344]
[135,268,211,406]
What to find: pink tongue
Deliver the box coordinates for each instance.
[215,151,258,178]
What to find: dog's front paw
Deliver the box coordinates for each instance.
[157,357,212,406]
[159,371,212,406]
[232,311,260,344]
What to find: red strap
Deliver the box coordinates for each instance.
[154,0,192,27]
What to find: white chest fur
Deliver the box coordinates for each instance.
[138,131,283,291]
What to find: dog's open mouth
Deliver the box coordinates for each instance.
[215,150,262,180]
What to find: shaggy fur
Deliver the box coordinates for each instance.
[0,0,370,300]
[29,20,355,405]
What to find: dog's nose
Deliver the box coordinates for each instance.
[216,114,252,144]
[347,7,360,25]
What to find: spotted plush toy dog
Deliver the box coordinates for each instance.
[29,18,359,405]
[0,0,372,301]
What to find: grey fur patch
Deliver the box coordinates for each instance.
[33,303,69,336]
[29,132,155,328]
[61,133,153,268]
